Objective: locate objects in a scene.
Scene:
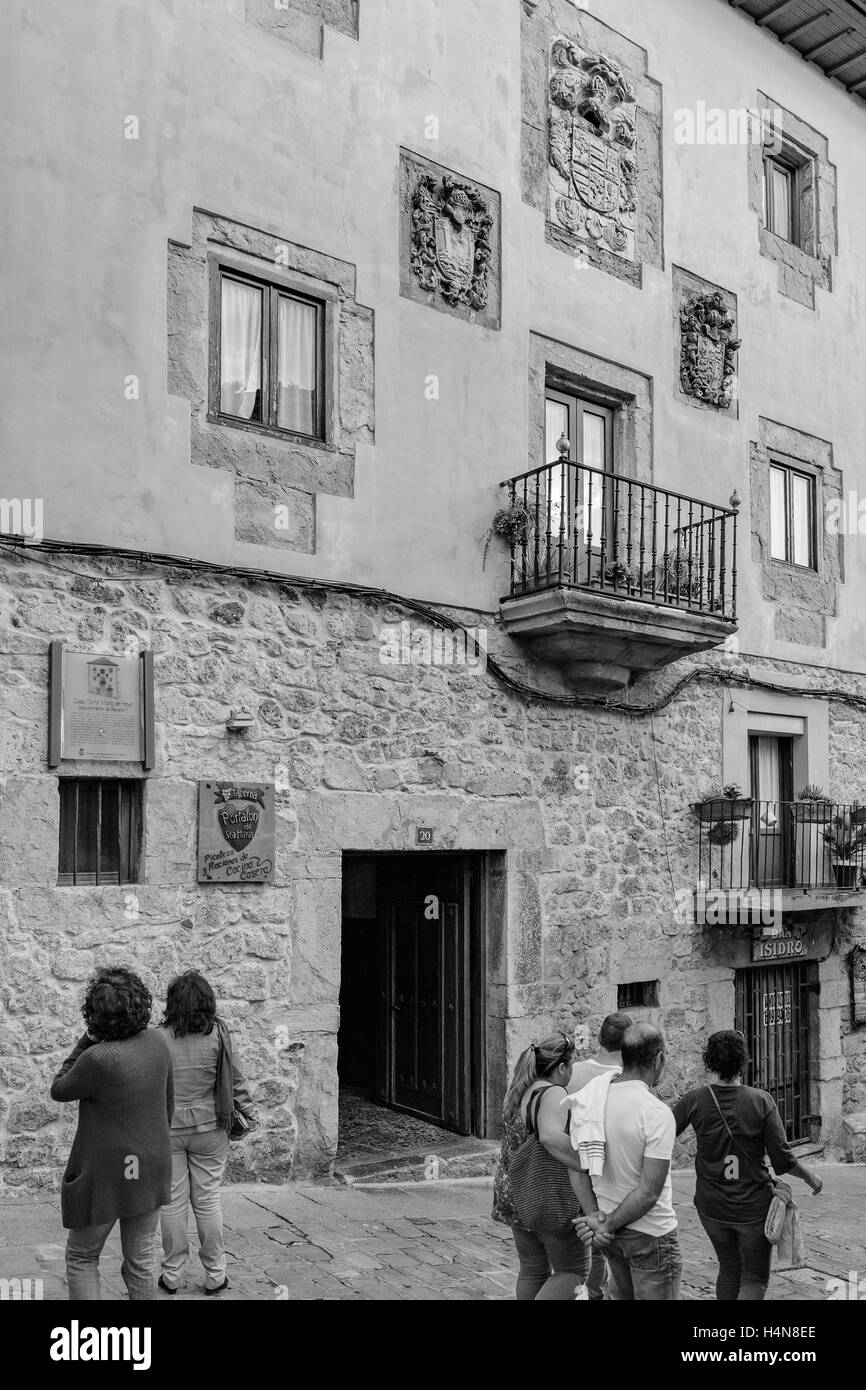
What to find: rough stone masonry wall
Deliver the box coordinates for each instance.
[1,546,866,1193]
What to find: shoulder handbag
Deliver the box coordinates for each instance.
[507,1084,581,1235]
[705,1086,792,1245]
[216,1019,255,1142]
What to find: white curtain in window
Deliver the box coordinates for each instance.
[755,735,781,825]
[545,399,569,539]
[277,297,317,434]
[581,411,605,543]
[220,279,262,419]
[772,166,792,241]
[791,473,811,567]
[769,467,786,560]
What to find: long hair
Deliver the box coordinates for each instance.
[502,1033,575,1121]
[163,970,217,1038]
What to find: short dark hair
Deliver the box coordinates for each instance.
[82,966,152,1041]
[599,1011,633,1052]
[703,1030,748,1082]
[163,970,217,1038]
[620,1023,665,1072]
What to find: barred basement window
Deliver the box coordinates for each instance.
[58,779,143,886]
[617,980,659,1009]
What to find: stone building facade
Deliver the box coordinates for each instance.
[3,0,866,1191]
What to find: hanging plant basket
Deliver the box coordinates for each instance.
[481,501,536,571]
[792,800,833,824]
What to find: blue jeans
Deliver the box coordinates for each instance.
[160,1128,229,1290]
[65,1208,161,1301]
[587,1243,609,1301]
[511,1224,591,1300]
[699,1214,773,1300]
[604,1227,682,1301]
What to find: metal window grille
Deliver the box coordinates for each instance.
[735,962,818,1143]
[617,980,659,1009]
[58,779,142,886]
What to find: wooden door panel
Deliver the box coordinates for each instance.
[381,857,471,1133]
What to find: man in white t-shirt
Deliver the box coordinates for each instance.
[567,1011,632,1300]
[572,1023,682,1301]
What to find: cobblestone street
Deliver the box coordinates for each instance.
[2,1162,863,1302]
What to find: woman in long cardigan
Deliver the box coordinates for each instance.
[51,967,173,1301]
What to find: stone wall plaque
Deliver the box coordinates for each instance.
[673,267,739,417]
[58,649,144,761]
[680,291,740,409]
[399,149,501,330]
[547,38,637,263]
[197,780,275,884]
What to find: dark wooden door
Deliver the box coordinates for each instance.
[375,856,471,1133]
[735,962,814,1142]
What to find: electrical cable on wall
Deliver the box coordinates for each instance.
[4,533,866,718]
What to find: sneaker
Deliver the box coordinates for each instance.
[204,1277,229,1296]
[158,1276,177,1295]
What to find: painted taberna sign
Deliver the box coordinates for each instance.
[197,781,275,884]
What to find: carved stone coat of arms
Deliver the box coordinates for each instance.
[680,291,741,409]
[548,39,637,261]
[410,173,494,311]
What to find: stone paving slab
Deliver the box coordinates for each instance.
[0,1162,863,1301]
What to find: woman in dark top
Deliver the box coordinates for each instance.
[51,966,173,1301]
[492,1032,590,1300]
[673,1030,822,1300]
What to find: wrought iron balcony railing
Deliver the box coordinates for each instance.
[501,456,739,621]
[697,799,866,893]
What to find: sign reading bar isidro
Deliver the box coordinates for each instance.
[197,781,275,884]
[752,934,805,962]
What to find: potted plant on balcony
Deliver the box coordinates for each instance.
[821,812,866,888]
[481,499,535,571]
[792,785,833,823]
[694,783,752,824]
[603,559,637,593]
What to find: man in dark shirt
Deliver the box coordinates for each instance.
[673,1030,822,1300]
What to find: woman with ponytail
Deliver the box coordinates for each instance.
[492,1031,591,1299]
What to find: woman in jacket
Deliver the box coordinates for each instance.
[158,970,256,1296]
[673,1030,822,1300]
[51,966,173,1301]
[492,1031,590,1300]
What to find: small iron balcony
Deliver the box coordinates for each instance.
[697,799,866,911]
[497,453,739,692]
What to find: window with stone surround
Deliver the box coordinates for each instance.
[211,263,327,444]
[748,96,837,309]
[58,779,142,886]
[750,419,842,648]
[167,209,374,555]
[762,138,815,252]
[531,333,652,487]
[769,459,817,571]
